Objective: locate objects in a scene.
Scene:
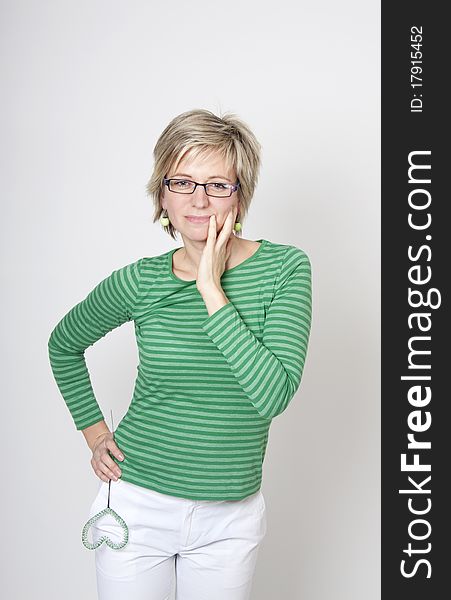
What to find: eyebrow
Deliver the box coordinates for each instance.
[171,172,233,183]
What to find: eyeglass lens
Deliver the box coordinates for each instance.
[168,180,234,197]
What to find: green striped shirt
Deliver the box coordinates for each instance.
[48,239,312,500]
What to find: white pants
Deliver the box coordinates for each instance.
[86,478,267,600]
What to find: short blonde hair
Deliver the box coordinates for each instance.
[146,109,262,240]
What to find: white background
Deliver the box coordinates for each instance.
[1,1,380,598]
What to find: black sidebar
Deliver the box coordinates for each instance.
[382,2,448,598]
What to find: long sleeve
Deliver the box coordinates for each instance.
[47,258,143,430]
[201,246,312,420]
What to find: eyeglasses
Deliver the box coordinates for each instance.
[163,178,240,198]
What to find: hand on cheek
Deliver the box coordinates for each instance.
[218,207,237,234]
[196,206,238,294]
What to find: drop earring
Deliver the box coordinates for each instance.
[160,210,170,227]
[234,215,242,232]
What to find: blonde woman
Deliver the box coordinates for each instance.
[48,109,312,600]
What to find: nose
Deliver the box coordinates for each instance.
[191,185,210,205]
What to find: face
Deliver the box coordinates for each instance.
[161,150,240,242]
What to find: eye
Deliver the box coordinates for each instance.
[173,180,190,187]
[211,183,228,190]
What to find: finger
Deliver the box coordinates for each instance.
[97,470,110,483]
[232,205,239,225]
[92,446,121,479]
[103,441,124,474]
[230,207,238,237]
[205,214,216,249]
[106,439,125,461]
[98,456,121,481]
[104,451,123,475]
[216,209,234,244]
[226,236,234,260]
[94,470,110,483]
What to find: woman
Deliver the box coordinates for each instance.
[48,109,312,600]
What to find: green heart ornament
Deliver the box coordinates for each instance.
[82,505,129,550]
[81,412,129,551]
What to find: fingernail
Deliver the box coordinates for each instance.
[118,454,124,460]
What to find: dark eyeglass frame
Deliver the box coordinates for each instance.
[163,178,240,198]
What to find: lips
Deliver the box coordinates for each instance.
[185,216,211,223]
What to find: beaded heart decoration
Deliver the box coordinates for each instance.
[81,410,129,550]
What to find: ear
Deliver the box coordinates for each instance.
[160,191,166,211]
